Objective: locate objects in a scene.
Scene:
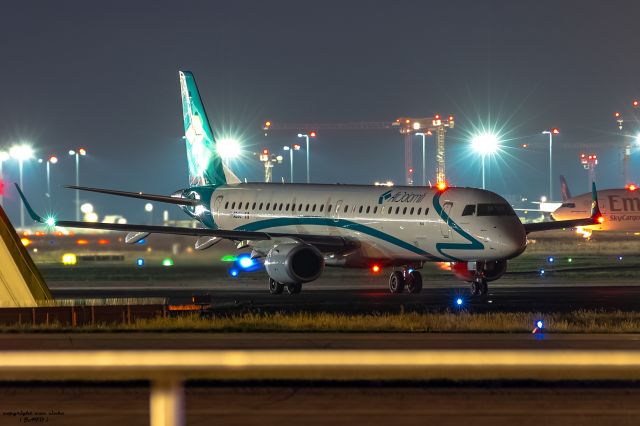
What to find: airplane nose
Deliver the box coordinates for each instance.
[503,222,527,258]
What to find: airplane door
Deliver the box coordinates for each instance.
[332,200,343,222]
[213,196,224,218]
[440,202,453,238]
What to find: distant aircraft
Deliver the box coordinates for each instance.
[15,72,601,297]
[552,175,639,234]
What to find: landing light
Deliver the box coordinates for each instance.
[45,217,56,227]
[238,255,255,269]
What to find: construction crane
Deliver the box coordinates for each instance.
[263,115,455,186]
[258,148,283,183]
[612,100,640,185]
[580,153,598,192]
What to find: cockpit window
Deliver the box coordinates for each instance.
[560,202,575,208]
[462,204,476,216]
[476,203,516,216]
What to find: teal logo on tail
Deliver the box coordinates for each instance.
[179,71,226,187]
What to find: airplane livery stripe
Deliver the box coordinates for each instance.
[432,191,484,261]
[234,217,431,257]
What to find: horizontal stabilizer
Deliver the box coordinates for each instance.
[65,185,199,206]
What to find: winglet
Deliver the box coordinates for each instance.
[14,184,45,223]
[591,182,602,222]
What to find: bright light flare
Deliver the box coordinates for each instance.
[436,181,447,191]
[0,151,9,162]
[471,133,499,155]
[216,138,241,160]
[371,264,381,273]
[9,145,34,161]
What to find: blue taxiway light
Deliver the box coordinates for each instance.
[547,256,554,263]
[136,258,144,267]
[455,298,463,306]
[229,268,239,277]
[618,256,623,261]
[536,320,544,329]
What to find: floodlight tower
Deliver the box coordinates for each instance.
[580,153,598,191]
[259,148,283,183]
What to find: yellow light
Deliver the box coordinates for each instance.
[62,253,77,265]
[20,238,31,247]
[597,216,605,224]
[437,182,447,191]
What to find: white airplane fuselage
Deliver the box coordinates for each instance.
[552,188,640,232]
[183,183,528,266]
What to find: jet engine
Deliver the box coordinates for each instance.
[264,243,324,285]
[450,260,507,282]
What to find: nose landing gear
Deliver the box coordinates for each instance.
[470,277,488,296]
[388,267,423,294]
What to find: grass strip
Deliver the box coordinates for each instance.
[2,310,640,333]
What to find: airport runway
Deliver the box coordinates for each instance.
[3,332,640,350]
[50,283,640,313]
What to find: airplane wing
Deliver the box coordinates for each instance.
[15,184,351,252]
[523,182,602,234]
[65,185,199,206]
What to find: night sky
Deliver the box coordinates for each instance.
[1,1,639,224]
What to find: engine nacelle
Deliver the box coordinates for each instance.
[450,260,508,282]
[264,243,324,285]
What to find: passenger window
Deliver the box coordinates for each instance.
[403,207,407,215]
[306,204,310,211]
[328,204,332,212]
[278,203,283,211]
[395,207,400,214]
[374,206,378,214]
[410,207,414,215]
[462,204,476,216]
[366,206,370,214]
[359,206,363,213]
[320,204,324,212]
[225,202,229,209]
[259,203,263,210]
[417,207,422,215]
[299,204,303,211]
[344,205,349,213]
[252,202,256,210]
[312,204,317,212]
[424,208,429,215]
[286,203,290,211]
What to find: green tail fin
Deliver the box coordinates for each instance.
[179,70,226,187]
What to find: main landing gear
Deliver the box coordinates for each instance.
[469,277,488,296]
[269,278,302,295]
[389,268,423,294]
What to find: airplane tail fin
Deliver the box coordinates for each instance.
[559,175,572,202]
[179,71,227,187]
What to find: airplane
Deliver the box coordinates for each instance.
[15,71,603,297]
[552,175,638,234]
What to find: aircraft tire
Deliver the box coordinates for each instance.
[480,279,488,295]
[406,271,423,294]
[470,280,481,296]
[286,282,302,295]
[389,271,405,294]
[269,278,284,295]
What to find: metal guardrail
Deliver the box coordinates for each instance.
[3,349,640,426]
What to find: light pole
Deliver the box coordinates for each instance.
[10,145,34,228]
[0,150,9,207]
[69,148,87,221]
[471,133,499,189]
[297,131,316,183]
[542,128,559,200]
[39,155,58,206]
[145,203,153,225]
[283,144,301,183]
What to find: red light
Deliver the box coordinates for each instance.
[627,184,638,191]
[293,144,300,150]
[522,144,528,148]
[633,100,639,108]
[0,179,4,196]
[551,128,559,135]
[426,130,433,136]
[448,115,454,121]
[371,265,381,273]
[434,114,440,120]
[262,149,269,155]
[309,131,317,138]
[615,111,621,118]
[437,181,447,191]
[78,148,87,156]
[98,239,110,245]
[408,168,413,173]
